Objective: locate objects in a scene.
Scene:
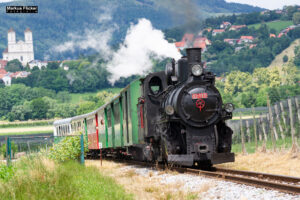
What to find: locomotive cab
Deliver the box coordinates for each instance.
[160,48,235,167]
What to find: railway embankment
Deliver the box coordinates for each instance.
[87,159,300,200]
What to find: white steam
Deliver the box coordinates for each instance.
[54,28,114,58]
[107,18,181,84]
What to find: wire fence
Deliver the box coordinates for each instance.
[0,134,85,166]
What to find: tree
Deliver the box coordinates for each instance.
[47,62,60,70]
[293,12,300,25]
[30,98,49,119]
[0,79,4,88]
[5,59,23,72]
[76,101,96,115]
[283,55,288,63]
[57,91,71,103]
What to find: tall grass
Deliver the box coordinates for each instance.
[232,137,300,154]
[0,156,133,200]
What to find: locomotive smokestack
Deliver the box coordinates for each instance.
[186,48,201,63]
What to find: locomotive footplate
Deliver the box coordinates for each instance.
[168,152,235,166]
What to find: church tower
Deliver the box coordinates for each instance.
[24,28,32,43]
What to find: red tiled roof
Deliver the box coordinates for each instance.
[269,34,276,38]
[240,36,254,40]
[222,22,231,25]
[230,25,246,29]
[175,41,185,48]
[213,29,225,33]
[8,28,14,33]
[182,33,194,42]
[0,60,8,68]
[278,33,285,38]
[193,41,206,49]
[194,37,208,42]
[249,44,257,49]
[0,69,7,74]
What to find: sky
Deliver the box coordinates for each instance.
[226,0,300,10]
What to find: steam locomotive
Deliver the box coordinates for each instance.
[53,48,234,167]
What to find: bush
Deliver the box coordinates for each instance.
[0,165,15,181]
[48,135,88,162]
[283,55,288,63]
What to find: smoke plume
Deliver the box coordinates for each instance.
[106,18,181,84]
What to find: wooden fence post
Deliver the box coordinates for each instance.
[295,97,300,123]
[274,104,285,139]
[240,113,247,154]
[288,98,296,145]
[260,114,268,142]
[252,107,258,148]
[267,96,276,150]
[280,101,287,127]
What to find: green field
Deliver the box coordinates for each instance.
[70,87,122,104]
[232,137,299,154]
[248,20,293,33]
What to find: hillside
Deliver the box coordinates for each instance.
[0,0,262,60]
[269,38,300,68]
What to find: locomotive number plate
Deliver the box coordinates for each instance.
[192,93,208,99]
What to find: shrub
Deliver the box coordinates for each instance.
[0,165,15,181]
[283,55,288,63]
[48,135,88,162]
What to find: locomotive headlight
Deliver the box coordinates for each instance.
[191,64,203,76]
[165,105,174,115]
[225,103,234,113]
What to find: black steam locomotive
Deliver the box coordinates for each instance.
[143,48,234,167]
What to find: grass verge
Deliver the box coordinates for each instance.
[0,157,133,200]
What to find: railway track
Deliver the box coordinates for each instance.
[98,158,300,195]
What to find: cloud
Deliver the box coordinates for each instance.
[106,18,181,84]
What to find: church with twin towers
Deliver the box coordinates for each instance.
[2,28,34,65]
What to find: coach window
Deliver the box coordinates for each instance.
[149,76,163,95]
[114,102,120,125]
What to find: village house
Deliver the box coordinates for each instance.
[220,21,231,29]
[28,60,48,69]
[238,36,254,44]
[0,60,8,69]
[212,29,225,36]
[229,25,246,31]
[175,33,195,51]
[269,34,276,38]
[1,74,11,86]
[224,39,238,45]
